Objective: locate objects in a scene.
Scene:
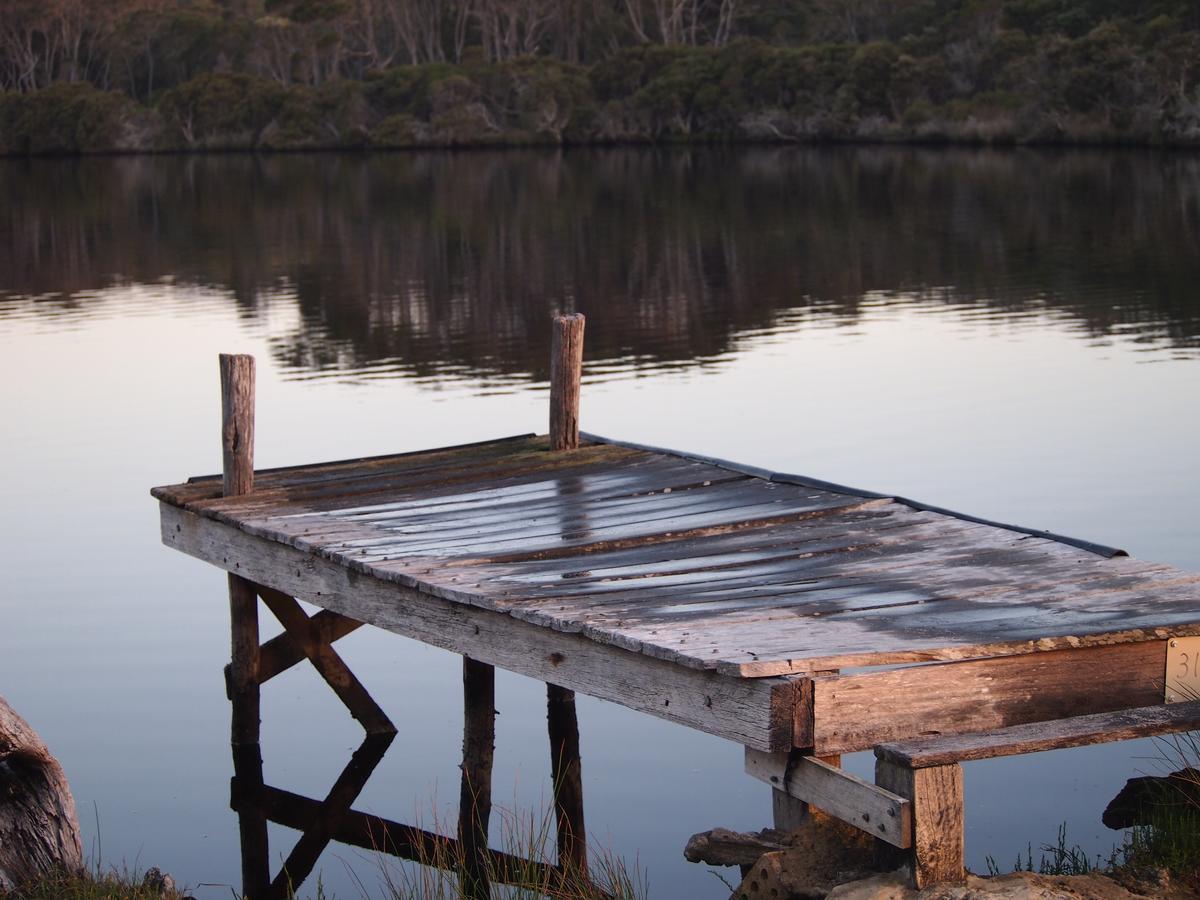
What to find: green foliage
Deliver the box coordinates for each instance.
[157,73,287,148]
[0,83,138,154]
[5,0,1200,153]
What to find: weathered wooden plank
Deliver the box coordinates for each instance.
[809,641,1173,755]
[159,503,799,750]
[875,760,964,887]
[333,493,873,560]
[195,443,649,514]
[876,699,1200,769]
[744,749,911,848]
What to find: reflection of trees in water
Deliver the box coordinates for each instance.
[1,148,1198,382]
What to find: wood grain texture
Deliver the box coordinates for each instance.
[810,641,1171,755]
[876,699,1200,768]
[0,696,83,887]
[221,353,260,749]
[160,503,797,750]
[219,353,255,497]
[875,760,964,888]
[744,749,911,848]
[550,314,585,452]
[243,609,363,684]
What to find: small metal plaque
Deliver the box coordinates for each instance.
[1165,637,1200,703]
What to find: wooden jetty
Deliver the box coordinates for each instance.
[153,315,1200,894]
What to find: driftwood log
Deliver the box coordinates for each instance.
[0,696,83,888]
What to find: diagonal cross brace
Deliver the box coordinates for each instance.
[255,585,396,736]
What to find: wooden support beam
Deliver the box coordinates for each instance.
[459,657,495,900]
[876,699,1200,769]
[875,759,964,888]
[257,586,395,736]
[550,313,585,452]
[227,609,363,686]
[160,504,799,751]
[745,749,911,849]
[810,640,1170,755]
[548,683,588,877]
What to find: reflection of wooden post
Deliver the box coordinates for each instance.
[221,353,268,900]
[548,682,588,877]
[459,657,495,900]
[547,314,589,878]
[231,742,270,896]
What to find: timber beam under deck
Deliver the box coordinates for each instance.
[161,503,801,752]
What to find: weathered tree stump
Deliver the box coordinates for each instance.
[0,696,83,888]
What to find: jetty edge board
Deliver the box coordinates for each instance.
[154,432,1200,752]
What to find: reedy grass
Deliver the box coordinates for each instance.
[0,867,188,900]
[368,802,646,900]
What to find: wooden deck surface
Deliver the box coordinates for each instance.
[152,433,1200,679]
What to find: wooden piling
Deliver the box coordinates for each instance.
[221,353,268,900]
[221,354,260,748]
[546,315,589,878]
[459,657,495,900]
[550,313,585,452]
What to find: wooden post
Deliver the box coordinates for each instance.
[875,759,964,888]
[548,683,588,878]
[546,314,589,878]
[221,354,268,900]
[550,313,585,452]
[220,353,260,748]
[221,353,256,497]
[459,657,495,900]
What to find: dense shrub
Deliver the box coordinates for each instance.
[157,73,288,148]
[0,83,142,154]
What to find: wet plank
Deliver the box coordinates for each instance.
[153,434,1200,681]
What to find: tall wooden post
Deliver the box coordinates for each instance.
[550,313,585,451]
[221,353,260,747]
[547,313,589,879]
[220,353,269,899]
[459,658,495,900]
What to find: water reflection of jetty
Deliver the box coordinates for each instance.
[154,317,1200,894]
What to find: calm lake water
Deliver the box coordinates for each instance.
[1,147,1198,898]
